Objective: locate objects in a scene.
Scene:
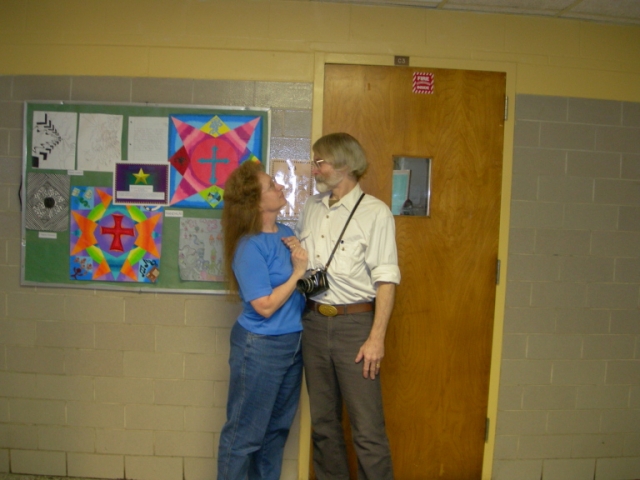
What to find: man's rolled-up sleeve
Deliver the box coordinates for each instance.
[371,264,401,286]
[367,209,401,286]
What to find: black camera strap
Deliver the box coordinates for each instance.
[324,192,366,270]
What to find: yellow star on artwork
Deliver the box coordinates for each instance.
[133,168,150,185]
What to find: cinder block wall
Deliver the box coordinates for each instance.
[493,95,640,480]
[0,75,313,480]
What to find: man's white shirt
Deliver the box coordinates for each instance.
[296,184,401,305]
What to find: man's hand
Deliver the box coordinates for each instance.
[354,282,396,379]
[355,337,384,379]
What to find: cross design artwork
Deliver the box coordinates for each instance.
[198,145,229,184]
[69,186,163,283]
[101,213,135,252]
[168,113,264,209]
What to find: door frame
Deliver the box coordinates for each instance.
[296,52,517,480]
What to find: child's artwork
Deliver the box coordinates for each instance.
[25,173,70,231]
[178,218,224,281]
[114,162,169,206]
[127,116,169,163]
[77,113,123,172]
[168,113,264,209]
[69,186,163,283]
[31,111,77,169]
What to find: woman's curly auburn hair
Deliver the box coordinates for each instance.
[221,161,264,295]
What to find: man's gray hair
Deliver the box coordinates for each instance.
[312,132,368,180]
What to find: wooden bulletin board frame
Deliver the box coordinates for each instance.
[20,101,270,294]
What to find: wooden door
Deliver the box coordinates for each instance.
[322,64,505,479]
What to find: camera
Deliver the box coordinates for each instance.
[297,269,329,297]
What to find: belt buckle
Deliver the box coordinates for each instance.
[318,304,338,317]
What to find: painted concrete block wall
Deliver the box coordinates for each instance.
[1,1,639,102]
[0,75,313,480]
[0,1,639,479]
[493,95,640,480]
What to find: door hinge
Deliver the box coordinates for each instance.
[504,96,509,121]
[496,259,501,285]
[485,418,490,442]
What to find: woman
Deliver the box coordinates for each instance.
[217,160,308,480]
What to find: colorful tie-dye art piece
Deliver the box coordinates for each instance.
[69,186,163,283]
[168,114,264,209]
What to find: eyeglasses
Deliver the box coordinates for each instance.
[262,175,280,192]
[312,158,326,168]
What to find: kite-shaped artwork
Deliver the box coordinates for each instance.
[168,113,264,209]
[69,186,163,283]
[178,218,225,281]
[25,173,71,231]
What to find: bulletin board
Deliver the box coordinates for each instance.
[20,101,270,294]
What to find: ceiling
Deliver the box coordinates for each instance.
[308,0,640,26]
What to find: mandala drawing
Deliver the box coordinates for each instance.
[168,114,264,209]
[178,218,224,281]
[69,186,163,283]
[25,173,71,231]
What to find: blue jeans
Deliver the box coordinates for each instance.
[217,322,303,480]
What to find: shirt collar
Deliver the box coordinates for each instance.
[320,183,363,211]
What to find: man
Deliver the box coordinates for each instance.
[290,132,401,480]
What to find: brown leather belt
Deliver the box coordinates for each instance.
[306,299,374,317]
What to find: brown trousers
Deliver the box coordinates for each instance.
[302,309,394,480]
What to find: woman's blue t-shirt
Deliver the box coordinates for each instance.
[233,223,305,335]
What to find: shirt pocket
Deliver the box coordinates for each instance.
[330,235,365,276]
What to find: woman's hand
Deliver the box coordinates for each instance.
[250,237,308,318]
[282,236,300,250]
[283,236,307,276]
[290,245,308,277]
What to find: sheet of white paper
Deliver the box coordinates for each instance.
[117,185,165,201]
[128,116,169,163]
[32,111,78,170]
[77,113,123,172]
